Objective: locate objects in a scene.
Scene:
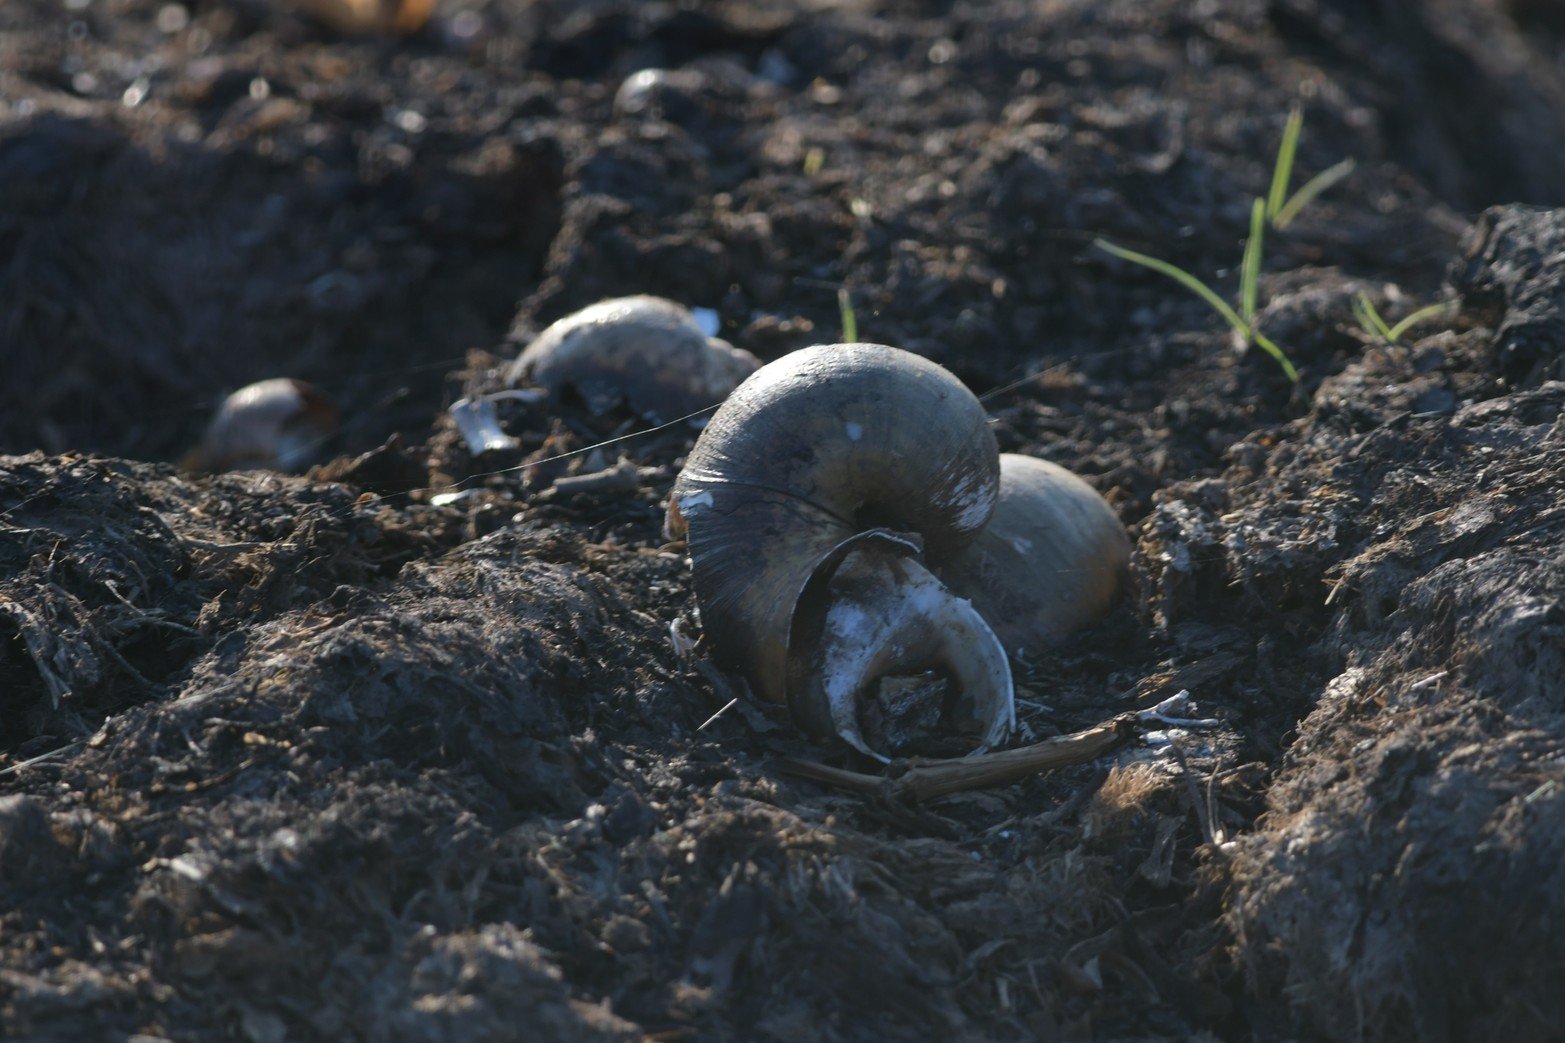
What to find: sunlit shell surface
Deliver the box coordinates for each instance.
[184,378,337,474]
[939,454,1130,655]
[506,296,759,422]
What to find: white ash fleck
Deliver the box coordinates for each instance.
[448,395,521,455]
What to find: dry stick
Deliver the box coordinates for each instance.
[781,715,1136,802]
[548,459,641,498]
[0,741,84,778]
[1166,739,1218,844]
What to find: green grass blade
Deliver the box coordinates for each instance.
[1241,198,1266,323]
[1354,292,1394,341]
[1275,157,1356,229]
[1252,330,1300,383]
[1267,108,1304,222]
[1350,293,1371,335]
[838,286,858,343]
[1094,239,1249,334]
[1387,300,1455,341]
[1093,238,1299,382]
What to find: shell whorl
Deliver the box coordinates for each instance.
[184,378,336,473]
[669,343,1000,713]
[505,295,759,422]
[938,454,1130,654]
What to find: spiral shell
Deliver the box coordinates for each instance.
[668,343,1012,758]
[506,296,760,422]
[938,454,1130,655]
[182,378,337,474]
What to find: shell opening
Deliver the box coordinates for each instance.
[790,542,1015,762]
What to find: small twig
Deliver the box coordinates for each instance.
[1166,740,1217,845]
[180,538,293,555]
[1205,754,1227,845]
[1137,690,1220,730]
[0,741,83,777]
[548,460,640,498]
[697,698,739,732]
[781,716,1135,802]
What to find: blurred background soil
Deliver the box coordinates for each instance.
[6,0,1565,1039]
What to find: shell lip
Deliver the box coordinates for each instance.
[782,529,1001,748]
[787,543,1015,762]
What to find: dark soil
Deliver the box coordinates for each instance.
[5,0,1565,1039]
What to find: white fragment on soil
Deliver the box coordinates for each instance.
[668,617,698,658]
[1138,689,1221,730]
[448,395,520,455]
[165,856,207,881]
[429,488,486,507]
[691,306,722,337]
[844,422,864,441]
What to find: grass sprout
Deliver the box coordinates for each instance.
[1353,293,1395,342]
[1388,300,1456,341]
[1095,108,1354,383]
[1094,239,1299,382]
[1355,293,1458,344]
[1265,109,1304,222]
[1265,108,1356,230]
[838,286,859,342]
[1241,198,1266,324]
[1274,158,1356,229]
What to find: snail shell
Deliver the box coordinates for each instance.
[668,343,1013,759]
[505,296,760,423]
[938,454,1130,654]
[614,68,709,122]
[182,378,337,474]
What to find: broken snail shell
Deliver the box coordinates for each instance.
[506,296,761,423]
[938,454,1130,655]
[667,343,1014,760]
[182,378,337,474]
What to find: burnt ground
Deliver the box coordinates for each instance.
[5,0,1565,1039]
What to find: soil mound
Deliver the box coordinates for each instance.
[7,1,1565,1038]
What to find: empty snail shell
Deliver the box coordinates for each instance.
[667,343,1014,760]
[505,296,761,423]
[938,454,1130,655]
[182,378,337,474]
[614,69,709,122]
